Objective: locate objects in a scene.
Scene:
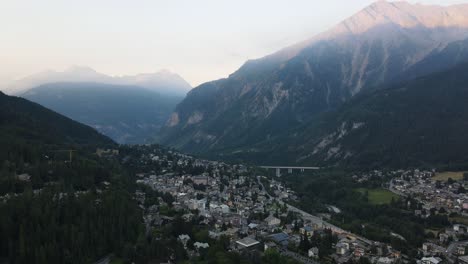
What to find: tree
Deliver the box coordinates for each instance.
[458,186,466,194]
[299,233,311,253]
[463,173,468,181]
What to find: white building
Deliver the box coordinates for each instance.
[308,247,319,258]
[264,215,281,226]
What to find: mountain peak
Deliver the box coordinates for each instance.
[258,0,468,65]
[331,0,468,36]
[157,69,174,75]
[64,65,99,75]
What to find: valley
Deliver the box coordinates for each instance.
[3,0,468,263]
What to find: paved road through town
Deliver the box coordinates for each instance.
[257,176,374,245]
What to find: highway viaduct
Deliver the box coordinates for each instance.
[259,166,320,177]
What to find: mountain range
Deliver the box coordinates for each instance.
[0,66,192,144]
[160,0,468,168]
[3,66,192,97]
[22,82,183,144]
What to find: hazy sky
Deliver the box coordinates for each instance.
[1,0,467,87]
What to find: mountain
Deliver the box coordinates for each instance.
[22,82,183,144]
[160,1,468,163]
[3,66,192,96]
[268,61,468,169]
[119,69,193,96]
[0,91,114,148]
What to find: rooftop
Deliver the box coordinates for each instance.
[236,237,260,248]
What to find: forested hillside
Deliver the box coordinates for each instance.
[0,92,141,263]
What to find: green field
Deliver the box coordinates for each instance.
[355,188,400,205]
[450,216,468,225]
[110,259,124,264]
[432,171,467,181]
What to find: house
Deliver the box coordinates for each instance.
[269,232,290,246]
[459,255,468,264]
[336,242,349,255]
[422,243,431,252]
[178,234,190,247]
[377,257,395,264]
[220,204,230,214]
[197,199,206,211]
[194,242,210,250]
[457,245,466,256]
[454,224,467,233]
[264,242,277,252]
[354,247,365,257]
[236,237,261,251]
[248,223,258,229]
[192,176,209,185]
[420,257,442,264]
[96,148,119,157]
[439,233,449,243]
[300,226,314,237]
[17,173,31,182]
[187,199,198,210]
[308,247,319,258]
[264,215,281,226]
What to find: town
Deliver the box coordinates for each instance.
[127,145,410,264]
[388,170,468,263]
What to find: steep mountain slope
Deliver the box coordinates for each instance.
[289,61,468,169]
[0,91,114,147]
[3,66,192,96]
[161,1,468,159]
[22,82,183,144]
[191,62,468,169]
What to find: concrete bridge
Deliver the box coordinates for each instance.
[259,166,320,177]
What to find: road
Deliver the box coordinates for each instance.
[388,179,407,197]
[257,176,373,245]
[260,166,321,170]
[279,247,319,264]
[446,241,468,255]
[94,255,111,264]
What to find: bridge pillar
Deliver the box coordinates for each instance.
[301,168,305,172]
[288,168,293,174]
[276,168,281,177]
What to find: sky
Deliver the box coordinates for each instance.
[1,0,467,87]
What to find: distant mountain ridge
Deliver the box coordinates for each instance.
[22,82,183,144]
[160,0,468,167]
[3,66,192,96]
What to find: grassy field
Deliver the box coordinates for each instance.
[432,171,467,181]
[355,188,400,205]
[450,216,468,225]
[110,257,125,264]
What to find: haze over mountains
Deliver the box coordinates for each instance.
[160,0,468,167]
[3,66,192,144]
[22,83,182,144]
[2,66,192,97]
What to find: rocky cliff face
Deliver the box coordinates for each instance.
[160,1,468,160]
[283,61,468,168]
